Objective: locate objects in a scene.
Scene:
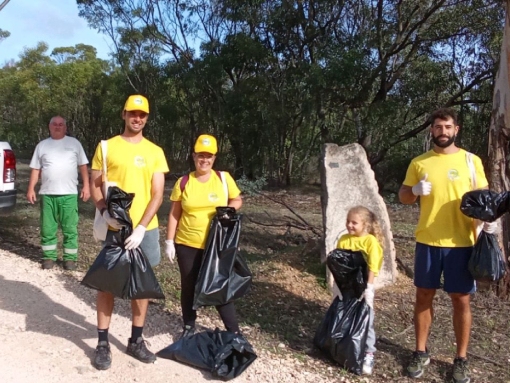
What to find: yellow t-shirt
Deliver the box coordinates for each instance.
[403,149,488,247]
[91,136,169,230]
[336,234,383,276]
[170,171,241,249]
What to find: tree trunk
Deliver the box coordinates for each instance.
[487,1,510,298]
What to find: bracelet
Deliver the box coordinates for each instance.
[100,207,107,215]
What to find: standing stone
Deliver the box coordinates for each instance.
[320,143,397,290]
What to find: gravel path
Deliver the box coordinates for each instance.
[0,249,334,383]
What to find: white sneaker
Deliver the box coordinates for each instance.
[362,352,374,375]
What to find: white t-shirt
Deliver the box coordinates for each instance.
[29,136,89,195]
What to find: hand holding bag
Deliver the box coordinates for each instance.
[93,140,117,242]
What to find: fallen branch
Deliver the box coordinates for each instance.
[254,191,322,237]
[396,257,414,279]
[244,214,311,231]
[395,325,414,337]
[377,336,398,347]
[466,351,506,368]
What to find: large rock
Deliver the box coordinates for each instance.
[320,143,397,290]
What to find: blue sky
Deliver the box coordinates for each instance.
[0,0,112,63]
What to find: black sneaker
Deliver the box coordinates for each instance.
[42,259,55,270]
[126,337,156,363]
[407,350,430,378]
[63,261,77,271]
[179,325,196,340]
[93,341,111,370]
[452,357,470,383]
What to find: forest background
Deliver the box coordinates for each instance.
[0,0,504,192]
[1,3,510,381]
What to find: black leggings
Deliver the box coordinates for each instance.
[176,244,240,333]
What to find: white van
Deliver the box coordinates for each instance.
[0,142,17,213]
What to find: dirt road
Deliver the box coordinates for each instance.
[0,249,333,383]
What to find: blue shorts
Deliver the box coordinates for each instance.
[105,228,161,267]
[414,243,475,294]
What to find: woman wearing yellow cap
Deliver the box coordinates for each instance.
[165,134,243,338]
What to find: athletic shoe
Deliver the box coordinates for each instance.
[362,352,375,375]
[126,337,156,363]
[407,350,431,378]
[93,341,111,370]
[452,357,470,383]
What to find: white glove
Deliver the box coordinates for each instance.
[483,221,498,235]
[165,239,176,263]
[363,283,375,309]
[124,225,146,250]
[412,174,432,196]
[102,209,123,230]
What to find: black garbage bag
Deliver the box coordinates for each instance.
[460,190,510,222]
[193,207,252,309]
[327,249,368,300]
[314,297,371,375]
[469,231,507,282]
[156,329,257,381]
[81,186,165,300]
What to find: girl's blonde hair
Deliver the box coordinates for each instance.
[347,205,385,250]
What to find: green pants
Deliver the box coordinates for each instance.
[40,195,79,261]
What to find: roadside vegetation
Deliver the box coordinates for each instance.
[0,161,508,382]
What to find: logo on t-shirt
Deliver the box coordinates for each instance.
[208,192,219,202]
[448,169,459,181]
[134,156,146,168]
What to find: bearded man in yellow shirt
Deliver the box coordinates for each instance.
[399,108,497,383]
[89,95,169,370]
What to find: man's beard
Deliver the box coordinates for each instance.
[432,134,456,148]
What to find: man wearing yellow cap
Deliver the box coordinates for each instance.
[89,95,169,370]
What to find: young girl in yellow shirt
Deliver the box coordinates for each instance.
[336,206,384,375]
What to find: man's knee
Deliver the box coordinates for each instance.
[449,292,471,310]
[97,291,115,304]
[415,287,436,306]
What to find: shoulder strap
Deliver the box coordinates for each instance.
[217,171,228,205]
[180,174,190,192]
[466,151,482,238]
[466,152,476,190]
[100,140,108,182]
[179,171,228,204]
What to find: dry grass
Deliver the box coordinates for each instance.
[1,161,509,382]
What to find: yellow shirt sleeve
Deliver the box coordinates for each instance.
[154,147,170,174]
[402,159,419,187]
[224,172,241,199]
[170,177,183,201]
[91,142,102,171]
[364,235,384,275]
[473,154,488,189]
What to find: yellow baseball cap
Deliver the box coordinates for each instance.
[124,95,149,113]
[194,134,218,154]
